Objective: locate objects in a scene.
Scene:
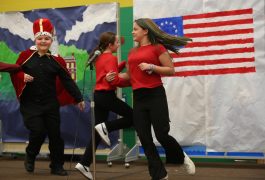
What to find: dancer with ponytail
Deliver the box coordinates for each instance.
[75,32,133,180]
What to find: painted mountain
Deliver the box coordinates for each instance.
[0,3,118,147]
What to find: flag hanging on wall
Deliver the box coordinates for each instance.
[153,8,256,77]
[134,0,265,152]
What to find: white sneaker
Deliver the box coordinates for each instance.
[160,174,168,180]
[95,123,111,146]
[183,152,196,175]
[75,163,93,179]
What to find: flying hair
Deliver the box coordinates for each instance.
[135,18,192,54]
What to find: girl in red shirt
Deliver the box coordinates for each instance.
[107,18,195,180]
[75,32,133,179]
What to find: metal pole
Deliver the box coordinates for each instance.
[116,1,123,150]
[0,74,2,155]
[89,65,96,180]
[0,118,2,155]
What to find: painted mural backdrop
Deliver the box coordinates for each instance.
[134,0,265,152]
[0,3,118,148]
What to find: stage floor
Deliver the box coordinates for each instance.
[0,156,265,180]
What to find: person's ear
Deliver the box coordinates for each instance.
[143,29,148,35]
[108,43,113,49]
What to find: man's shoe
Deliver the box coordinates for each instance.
[51,167,68,176]
[183,152,196,175]
[95,123,110,146]
[75,163,93,179]
[24,154,35,173]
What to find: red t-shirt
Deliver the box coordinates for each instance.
[128,44,167,90]
[95,53,128,90]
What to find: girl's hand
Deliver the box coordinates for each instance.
[24,73,34,82]
[77,101,85,111]
[106,71,117,82]
[138,63,155,74]
[138,62,151,71]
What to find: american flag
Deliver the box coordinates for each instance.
[154,8,256,77]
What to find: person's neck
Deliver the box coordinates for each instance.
[38,50,48,57]
[140,39,151,46]
[103,49,112,53]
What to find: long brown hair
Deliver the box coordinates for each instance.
[90,31,116,58]
[135,18,192,54]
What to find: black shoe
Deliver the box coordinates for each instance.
[51,167,68,176]
[24,154,35,173]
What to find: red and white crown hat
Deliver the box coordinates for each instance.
[33,18,54,39]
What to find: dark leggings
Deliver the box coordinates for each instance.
[81,90,133,166]
[133,86,184,180]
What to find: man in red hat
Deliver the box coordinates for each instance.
[10,18,85,176]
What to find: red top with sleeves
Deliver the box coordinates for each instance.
[95,52,128,91]
[128,44,167,90]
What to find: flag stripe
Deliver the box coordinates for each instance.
[185,28,253,38]
[183,8,252,20]
[184,24,253,34]
[172,47,254,58]
[184,18,253,29]
[172,52,254,62]
[191,33,253,42]
[182,43,254,53]
[174,57,255,66]
[174,67,256,77]
[184,14,253,24]
[186,38,254,48]
[175,62,254,71]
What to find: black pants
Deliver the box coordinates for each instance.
[20,100,64,169]
[133,86,184,180]
[81,90,133,166]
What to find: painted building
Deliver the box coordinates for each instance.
[64,54,77,81]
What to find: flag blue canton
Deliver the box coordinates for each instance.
[153,17,184,37]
